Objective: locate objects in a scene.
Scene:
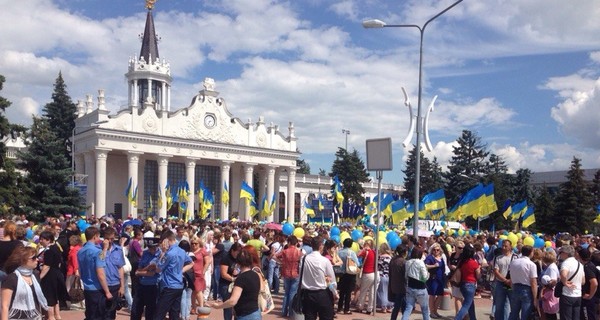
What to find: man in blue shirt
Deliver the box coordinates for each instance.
[130,237,161,320]
[101,227,126,320]
[151,230,193,320]
[77,226,112,320]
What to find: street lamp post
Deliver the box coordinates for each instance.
[71,121,108,188]
[342,129,350,150]
[363,0,463,238]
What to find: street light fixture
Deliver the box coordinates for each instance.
[342,129,350,150]
[71,120,108,188]
[362,0,463,239]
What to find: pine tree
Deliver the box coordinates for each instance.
[19,117,83,219]
[402,145,440,203]
[590,170,600,205]
[553,157,594,235]
[0,75,11,168]
[483,153,513,230]
[330,148,370,205]
[533,184,557,234]
[513,168,533,203]
[42,72,77,166]
[296,159,311,174]
[444,130,490,204]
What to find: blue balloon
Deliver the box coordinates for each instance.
[389,236,402,250]
[441,221,446,227]
[282,223,294,236]
[351,229,363,242]
[469,230,477,236]
[25,229,33,240]
[534,237,545,249]
[81,223,90,232]
[330,226,341,236]
[331,235,341,244]
[386,231,396,241]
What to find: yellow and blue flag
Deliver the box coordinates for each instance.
[501,200,512,220]
[269,194,277,214]
[240,181,255,201]
[249,198,259,217]
[222,182,230,205]
[317,194,325,211]
[521,205,535,228]
[391,200,410,224]
[511,200,528,221]
[380,193,394,216]
[125,177,133,200]
[422,189,447,211]
[157,186,163,209]
[304,200,315,217]
[333,175,344,212]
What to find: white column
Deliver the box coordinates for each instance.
[157,154,171,219]
[84,152,95,217]
[266,165,277,222]
[259,171,267,214]
[95,149,110,218]
[273,169,282,222]
[161,82,167,110]
[167,85,171,111]
[242,163,255,221]
[127,152,142,218]
[147,79,152,102]
[185,158,197,221]
[287,169,296,223]
[220,161,233,221]
[133,79,138,107]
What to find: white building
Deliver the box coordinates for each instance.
[72,4,300,222]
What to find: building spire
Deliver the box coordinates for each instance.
[140,1,159,62]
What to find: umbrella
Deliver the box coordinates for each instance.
[123,219,143,228]
[265,222,282,231]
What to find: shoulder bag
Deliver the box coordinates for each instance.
[346,250,359,275]
[449,267,462,287]
[253,267,274,314]
[291,255,307,314]
[69,276,85,303]
[554,261,580,298]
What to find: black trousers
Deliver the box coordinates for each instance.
[107,284,120,320]
[130,283,158,320]
[83,289,107,320]
[337,273,356,313]
[302,289,334,320]
[581,297,598,320]
[153,287,183,320]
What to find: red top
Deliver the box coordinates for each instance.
[278,246,302,279]
[67,244,82,276]
[193,248,210,277]
[460,258,480,283]
[359,249,376,274]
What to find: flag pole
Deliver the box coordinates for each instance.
[372,170,382,316]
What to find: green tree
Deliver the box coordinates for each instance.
[513,168,533,203]
[533,184,557,234]
[42,72,77,166]
[318,168,327,176]
[483,153,513,230]
[444,130,490,204]
[590,169,600,206]
[19,117,83,219]
[402,145,442,203]
[296,159,310,174]
[553,157,594,235]
[330,148,370,205]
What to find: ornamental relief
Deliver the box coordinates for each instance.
[142,114,158,133]
[171,111,236,144]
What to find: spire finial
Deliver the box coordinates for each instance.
[145,0,156,10]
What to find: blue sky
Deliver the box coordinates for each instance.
[2,0,600,185]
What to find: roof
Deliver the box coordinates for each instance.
[139,10,159,63]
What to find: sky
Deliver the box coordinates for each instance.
[2,0,600,185]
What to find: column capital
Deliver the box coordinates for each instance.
[95,148,110,160]
[243,163,256,173]
[185,157,200,168]
[157,154,172,166]
[288,168,297,176]
[127,151,143,163]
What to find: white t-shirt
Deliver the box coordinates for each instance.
[560,257,584,297]
[543,262,560,282]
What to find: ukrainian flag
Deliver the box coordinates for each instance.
[222,182,230,205]
[380,193,394,216]
[157,186,163,209]
[501,200,512,220]
[125,177,133,201]
[391,200,410,224]
[480,183,497,218]
[304,200,315,217]
[317,194,324,211]
[240,181,255,200]
[422,189,447,211]
[511,200,528,221]
[269,194,277,214]
[458,184,485,219]
[249,198,259,217]
[521,205,535,228]
[333,175,344,212]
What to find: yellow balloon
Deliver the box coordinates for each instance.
[447,229,455,236]
[507,233,518,247]
[523,236,534,247]
[340,231,350,240]
[293,227,305,239]
[545,241,552,248]
[499,235,508,240]
[517,232,523,239]
[458,229,465,236]
[351,242,360,253]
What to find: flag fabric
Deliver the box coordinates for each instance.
[521,205,535,228]
[240,181,255,200]
[125,177,133,200]
[480,183,498,218]
[269,194,277,214]
[249,198,259,217]
[222,182,230,205]
[317,194,325,211]
[501,200,512,219]
[165,183,173,210]
[333,175,344,212]
[304,200,315,217]
[148,195,153,210]
[157,186,163,209]
[422,189,447,211]
[198,180,206,203]
[511,200,528,221]
[380,193,395,216]
[391,200,410,224]
[131,185,138,208]
[456,184,485,220]
[259,194,269,218]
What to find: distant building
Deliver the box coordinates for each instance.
[530,168,599,193]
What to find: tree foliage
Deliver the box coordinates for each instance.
[330,148,370,205]
[553,157,594,235]
[533,184,557,234]
[296,159,310,174]
[402,145,444,203]
[42,72,77,166]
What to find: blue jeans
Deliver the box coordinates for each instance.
[402,287,430,320]
[282,277,299,317]
[456,282,477,320]
[180,288,192,320]
[493,280,511,320]
[267,259,279,293]
[219,282,233,320]
[236,309,261,320]
[508,283,533,320]
[212,264,221,300]
[124,272,133,309]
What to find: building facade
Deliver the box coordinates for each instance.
[72,5,301,222]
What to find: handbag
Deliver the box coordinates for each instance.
[346,252,358,275]
[69,276,85,303]
[554,262,580,298]
[449,268,462,287]
[254,267,274,314]
[291,256,307,314]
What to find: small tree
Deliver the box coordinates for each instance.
[330,148,370,205]
[553,157,594,235]
[296,159,310,174]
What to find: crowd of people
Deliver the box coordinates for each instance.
[1,213,600,320]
